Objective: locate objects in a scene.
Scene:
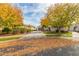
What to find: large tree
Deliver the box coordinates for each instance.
[41,3,79,32]
[0,3,23,28]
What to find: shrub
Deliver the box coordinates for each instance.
[12,27,26,34]
[2,27,11,34]
[27,29,32,33]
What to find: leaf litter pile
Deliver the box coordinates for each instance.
[0,38,79,56]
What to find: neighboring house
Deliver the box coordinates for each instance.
[60,27,69,32]
[70,23,79,32]
[25,25,36,31]
[42,26,69,32]
[39,23,79,32]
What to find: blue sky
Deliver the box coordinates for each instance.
[12,3,51,27]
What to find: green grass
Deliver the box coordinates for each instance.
[0,35,23,41]
[44,31,72,37]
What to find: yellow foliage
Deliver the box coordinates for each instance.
[0,3,23,27]
[41,17,49,26]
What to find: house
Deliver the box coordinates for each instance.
[70,23,79,32]
[25,25,36,31]
[39,23,79,32]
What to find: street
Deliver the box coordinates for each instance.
[0,31,78,56]
[22,31,46,39]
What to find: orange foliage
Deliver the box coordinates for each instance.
[41,17,49,26]
[0,3,23,27]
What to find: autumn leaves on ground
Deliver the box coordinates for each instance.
[0,37,79,56]
[0,3,79,56]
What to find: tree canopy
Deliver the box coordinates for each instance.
[41,3,79,32]
[0,4,23,28]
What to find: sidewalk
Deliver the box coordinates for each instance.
[57,32,79,41]
[43,32,79,41]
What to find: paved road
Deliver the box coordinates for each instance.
[33,45,79,56]
[20,31,46,39]
[0,31,79,56]
[0,31,46,56]
[21,31,79,56]
[24,31,79,56]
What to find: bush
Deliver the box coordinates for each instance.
[19,28,26,33]
[27,29,32,33]
[12,28,18,34]
[12,27,26,34]
[2,27,11,34]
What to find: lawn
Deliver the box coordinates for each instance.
[44,31,72,37]
[0,34,24,41]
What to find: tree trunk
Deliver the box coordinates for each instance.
[48,27,51,31]
[56,27,61,33]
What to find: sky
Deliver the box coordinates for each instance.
[12,3,51,27]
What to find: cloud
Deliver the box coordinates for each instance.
[12,3,51,27]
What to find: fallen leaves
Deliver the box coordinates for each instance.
[0,38,79,56]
